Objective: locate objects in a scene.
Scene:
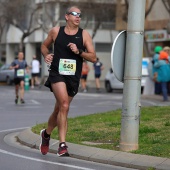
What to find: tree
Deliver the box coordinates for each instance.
[0,15,6,42]
[41,0,116,39]
[77,1,116,39]
[162,0,170,33]
[162,0,170,12]
[122,0,156,21]
[1,0,116,50]
[120,0,156,56]
[0,1,7,42]
[0,0,42,51]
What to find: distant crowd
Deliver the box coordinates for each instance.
[150,46,170,101]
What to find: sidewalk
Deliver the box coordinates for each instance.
[17,128,170,170]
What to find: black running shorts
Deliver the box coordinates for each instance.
[81,75,87,80]
[14,77,25,85]
[95,74,101,78]
[32,73,40,77]
[44,73,79,97]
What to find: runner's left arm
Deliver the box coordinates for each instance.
[80,30,97,63]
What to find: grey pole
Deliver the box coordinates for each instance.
[41,0,45,82]
[120,0,146,151]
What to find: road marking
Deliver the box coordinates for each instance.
[141,100,157,106]
[7,100,41,106]
[0,149,95,170]
[16,106,41,109]
[76,93,123,100]
[141,99,170,106]
[94,101,122,106]
[0,127,95,170]
[31,100,41,105]
[0,127,29,133]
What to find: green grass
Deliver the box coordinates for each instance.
[32,106,170,158]
[147,168,156,170]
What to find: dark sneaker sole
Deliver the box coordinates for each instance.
[15,99,18,104]
[15,97,18,104]
[20,99,25,104]
[57,152,70,157]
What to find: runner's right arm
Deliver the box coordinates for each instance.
[41,27,59,65]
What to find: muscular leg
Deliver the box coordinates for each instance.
[50,82,73,143]
[81,78,85,90]
[95,78,100,89]
[46,102,59,134]
[31,77,34,87]
[15,84,19,97]
[20,80,25,99]
[84,79,87,90]
[35,76,39,85]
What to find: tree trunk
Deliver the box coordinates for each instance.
[19,36,24,52]
[143,37,150,57]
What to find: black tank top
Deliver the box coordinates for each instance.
[50,26,85,82]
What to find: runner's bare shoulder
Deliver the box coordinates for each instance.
[50,26,60,41]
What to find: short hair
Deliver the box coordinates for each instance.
[163,46,170,51]
[65,6,81,14]
[18,51,24,55]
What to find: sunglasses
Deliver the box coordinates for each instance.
[68,11,82,18]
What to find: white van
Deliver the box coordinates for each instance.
[105,58,150,93]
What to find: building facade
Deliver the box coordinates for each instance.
[0,0,118,85]
[1,0,170,86]
[116,0,170,56]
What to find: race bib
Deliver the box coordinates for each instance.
[59,59,76,75]
[17,69,24,77]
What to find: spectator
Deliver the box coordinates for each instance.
[30,55,40,89]
[80,60,90,92]
[163,46,170,56]
[152,46,162,94]
[163,46,170,93]
[93,57,104,92]
[153,50,170,101]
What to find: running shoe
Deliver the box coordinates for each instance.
[39,129,50,155]
[20,99,25,104]
[57,142,69,157]
[15,96,18,104]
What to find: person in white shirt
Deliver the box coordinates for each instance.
[31,55,40,89]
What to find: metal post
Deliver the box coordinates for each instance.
[41,0,45,82]
[120,0,146,151]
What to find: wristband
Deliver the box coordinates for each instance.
[79,49,83,55]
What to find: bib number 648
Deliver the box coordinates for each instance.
[63,64,73,69]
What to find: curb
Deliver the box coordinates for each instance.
[17,128,170,170]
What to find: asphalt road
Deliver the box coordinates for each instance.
[0,84,165,170]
